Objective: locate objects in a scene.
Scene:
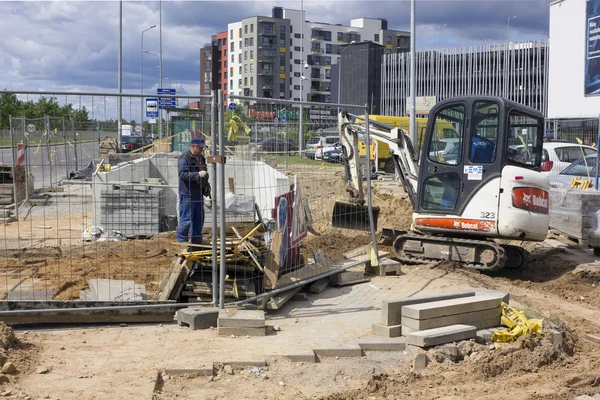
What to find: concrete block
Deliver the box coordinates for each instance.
[357,337,406,351]
[473,289,510,304]
[552,331,563,347]
[217,309,265,328]
[381,290,476,326]
[476,327,502,344]
[405,324,477,348]
[89,279,146,301]
[313,345,363,358]
[7,290,53,301]
[267,350,316,363]
[176,307,219,330]
[221,360,267,368]
[217,326,266,336]
[401,296,502,320]
[401,308,501,331]
[371,323,402,338]
[163,366,214,376]
[412,353,429,371]
[329,271,364,284]
[309,278,329,294]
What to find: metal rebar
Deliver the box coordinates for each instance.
[218,89,226,309]
[211,90,218,306]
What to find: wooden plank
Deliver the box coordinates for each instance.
[264,231,284,289]
[266,286,304,310]
[583,334,600,344]
[231,226,264,272]
[155,257,188,301]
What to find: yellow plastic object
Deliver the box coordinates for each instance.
[491,302,543,343]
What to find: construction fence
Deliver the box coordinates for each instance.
[0,90,386,319]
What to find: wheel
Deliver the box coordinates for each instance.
[384,158,395,174]
[502,245,529,270]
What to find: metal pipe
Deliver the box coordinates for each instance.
[596,113,599,190]
[0,302,214,315]
[159,0,163,140]
[218,89,226,309]
[232,258,367,306]
[46,116,53,189]
[364,108,380,274]
[0,90,210,99]
[227,95,361,109]
[9,116,18,221]
[211,90,218,306]
[118,1,123,152]
[409,0,417,146]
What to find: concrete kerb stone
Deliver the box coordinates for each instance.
[217,326,266,337]
[357,337,406,351]
[217,309,266,328]
[401,296,503,320]
[372,323,402,338]
[220,360,268,369]
[313,345,363,358]
[401,308,501,331]
[405,324,477,348]
[473,289,510,304]
[176,307,219,330]
[266,350,317,363]
[476,327,503,344]
[381,290,476,326]
[412,353,429,371]
[163,366,214,376]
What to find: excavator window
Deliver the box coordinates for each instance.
[470,101,499,163]
[422,173,461,210]
[506,111,543,169]
[427,104,465,166]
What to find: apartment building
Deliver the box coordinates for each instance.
[199,32,229,114]
[225,7,409,104]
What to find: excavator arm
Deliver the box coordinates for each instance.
[338,111,420,209]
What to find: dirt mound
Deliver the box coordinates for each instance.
[302,231,372,260]
[373,193,413,231]
[0,323,22,368]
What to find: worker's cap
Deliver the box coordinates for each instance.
[190,138,207,148]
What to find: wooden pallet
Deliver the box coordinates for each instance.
[548,229,589,248]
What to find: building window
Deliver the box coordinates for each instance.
[250,77,254,85]
[294,85,300,90]
[294,72,301,77]
[244,77,248,86]
[280,38,286,46]
[238,28,242,37]
[230,42,234,52]
[224,49,228,56]
[250,50,254,59]
[337,32,344,41]
[230,79,233,88]
[238,54,242,63]
[224,60,228,68]
[224,72,228,79]
[238,78,242,87]
[294,46,301,51]
[230,29,233,39]
[326,44,332,54]
[245,25,248,34]
[280,25,286,33]
[244,64,248,73]
[325,56,331,65]
[375,33,379,42]
[294,59,300,64]
[250,23,254,33]
[250,37,254,46]
[230,67,233,77]
[386,36,392,44]
[244,51,247,60]
[250,64,254,72]
[294,33,301,39]
[224,83,228,90]
[239,40,242,49]
[325,69,330,79]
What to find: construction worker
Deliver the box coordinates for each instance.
[177,137,209,248]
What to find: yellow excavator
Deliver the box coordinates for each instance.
[329,96,550,271]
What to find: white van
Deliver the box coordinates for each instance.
[306,136,339,159]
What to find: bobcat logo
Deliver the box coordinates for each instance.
[522,194,532,204]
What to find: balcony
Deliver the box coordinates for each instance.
[262,84,273,90]
[311,47,323,54]
[259,30,276,36]
[311,74,326,80]
[258,55,275,63]
[311,35,325,41]
[258,42,276,50]
[258,69,274,76]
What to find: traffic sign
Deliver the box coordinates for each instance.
[157,88,176,95]
[274,117,279,126]
[135,125,142,133]
[26,123,36,133]
[281,114,287,125]
[146,98,159,118]
[228,102,237,111]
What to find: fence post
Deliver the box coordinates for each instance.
[596,114,599,190]
[72,121,79,170]
[45,115,53,190]
[63,118,69,179]
[218,89,226,309]
[211,90,218,307]
[364,105,380,274]
[9,116,19,221]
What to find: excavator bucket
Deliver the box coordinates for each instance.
[326,199,380,231]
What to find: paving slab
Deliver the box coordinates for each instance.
[163,366,214,376]
[401,295,502,320]
[371,323,402,338]
[176,307,219,330]
[473,289,510,304]
[476,327,503,344]
[7,290,53,301]
[220,360,267,368]
[405,324,477,348]
[266,350,316,363]
[309,278,329,294]
[313,345,363,358]
[89,279,146,301]
[357,337,406,351]
[382,290,476,326]
[217,326,266,337]
[217,309,265,328]
[401,307,501,331]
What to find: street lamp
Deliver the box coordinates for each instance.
[507,15,517,42]
[141,25,156,131]
[437,24,447,50]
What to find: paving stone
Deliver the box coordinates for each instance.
[329,271,364,284]
[412,353,429,371]
[371,323,402,338]
[313,345,363,358]
[163,366,214,376]
[473,289,510,304]
[553,331,563,347]
[176,307,219,330]
[476,327,502,344]
[266,350,316,363]
[217,326,266,336]
[217,309,265,328]
[357,337,406,351]
[309,278,329,294]
[381,290,476,326]
[401,308,501,331]
[401,296,502,320]
[405,324,477,348]
[89,278,146,301]
[221,360,267,368]
[7,290,53,301]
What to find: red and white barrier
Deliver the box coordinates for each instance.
[16,143,25,166]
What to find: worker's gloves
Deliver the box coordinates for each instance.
[199,171,209,179]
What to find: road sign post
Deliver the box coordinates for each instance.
[146,98,159,118]
[228,102,237,111]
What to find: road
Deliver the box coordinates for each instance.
[0,141,99,189]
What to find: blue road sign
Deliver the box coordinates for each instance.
[281,114,287,124]
[228,102,237,111]
[274,117,279,126]
[157,88,176,95]
[157,88,176,109]
[146,98,159,118]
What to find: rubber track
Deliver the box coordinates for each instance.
[393,234,508,271]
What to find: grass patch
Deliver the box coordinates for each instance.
[272,155,341,167]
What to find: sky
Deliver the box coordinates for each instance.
[0,0,552,121]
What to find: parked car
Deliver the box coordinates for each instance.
[259,138,298,153]
[120,136,153,153]
[305,136,339,159]
[548,154,598,187]
[428,138,461,164]
[322,148,342,163]
[315,141,341,161]
[540,142,597,176]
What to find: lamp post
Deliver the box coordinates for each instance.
[141,25,157,133]
[507,15,517,42]
[437,24,447,50]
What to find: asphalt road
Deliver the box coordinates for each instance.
[0,141,99,189]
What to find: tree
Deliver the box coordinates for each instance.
[0,92,19,129]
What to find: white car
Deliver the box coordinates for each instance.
[305,136,339,159]
[315,141,341,161]
[541,142,597,176]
